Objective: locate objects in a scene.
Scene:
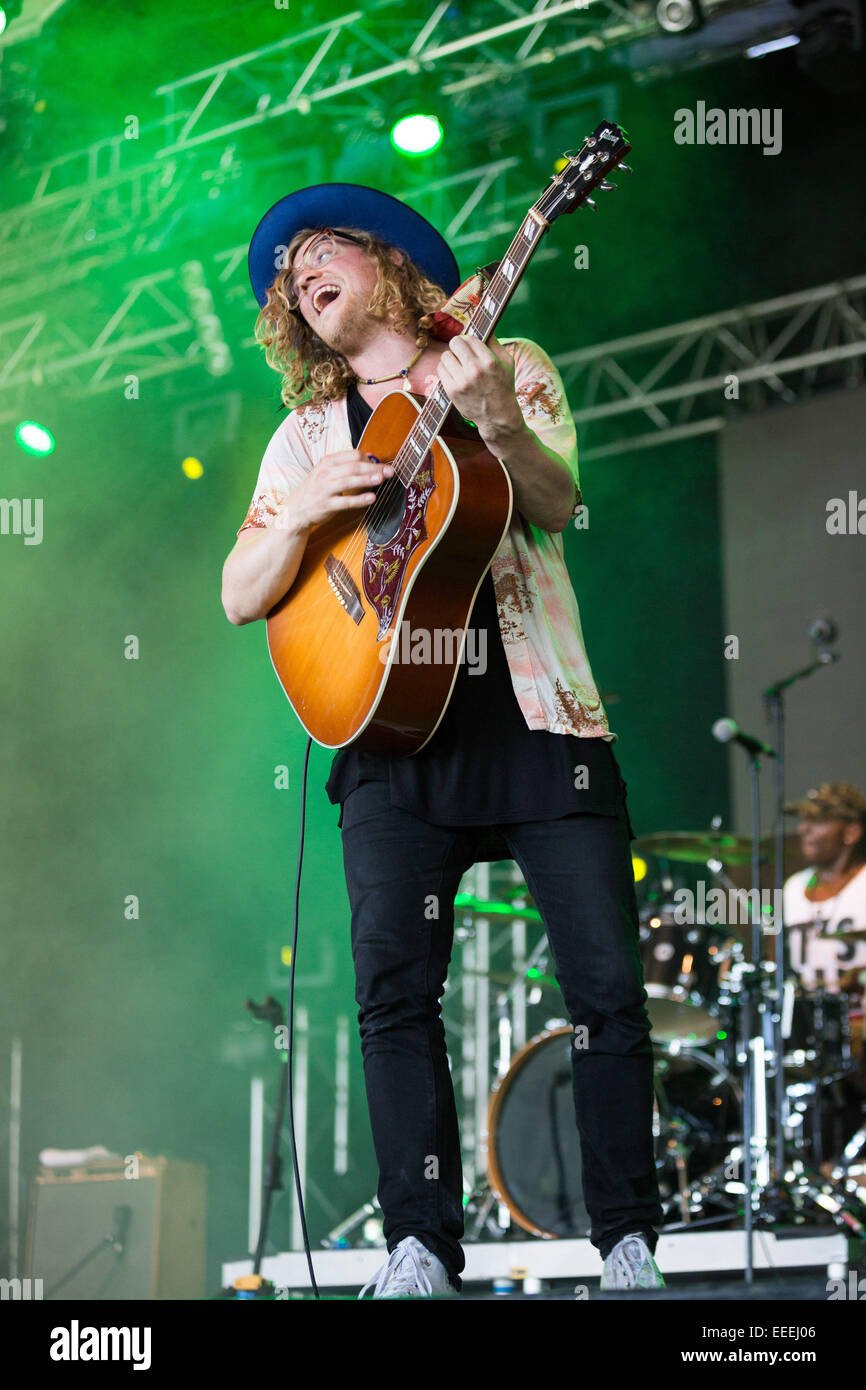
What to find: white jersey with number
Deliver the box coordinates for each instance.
[783,864,866,996]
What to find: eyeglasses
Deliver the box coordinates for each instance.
[286,229,366,309]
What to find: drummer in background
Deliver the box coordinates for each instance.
[783,782,866,1082]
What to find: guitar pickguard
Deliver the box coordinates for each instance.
[361,451,436,641]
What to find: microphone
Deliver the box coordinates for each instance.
[712,717,777,759]
[808,616,841,666]
[808,616,838,646]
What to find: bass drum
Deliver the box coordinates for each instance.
[485,1025,741,1239]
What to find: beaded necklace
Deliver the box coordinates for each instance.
[356,345,424,389]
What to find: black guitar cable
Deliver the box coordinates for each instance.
[285,734,320,1298]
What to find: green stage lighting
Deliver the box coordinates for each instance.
[390,114,443,156]
[0,1,24,37]
[15,421,55,456]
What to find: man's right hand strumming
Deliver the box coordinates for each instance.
[292,450,395,531]
[221,450,394,626]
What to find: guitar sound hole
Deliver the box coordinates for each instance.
[365,475,407,546]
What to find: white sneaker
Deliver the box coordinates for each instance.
[600,1232,665,1290]
[358,1236,460,1299]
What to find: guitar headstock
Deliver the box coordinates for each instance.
[538,121,632,223]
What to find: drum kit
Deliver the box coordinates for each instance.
[450,833,866,1243]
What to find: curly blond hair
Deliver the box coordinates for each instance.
[253,226,449,408]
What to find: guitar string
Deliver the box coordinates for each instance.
[327,150,618,585]
[334,218,546,578]
[330,158,612,577]
[336,155,611,559]
[335,385,453,572]
[335,233,529,573]
[332,218,548,582]
[331,138,618,565]
[334,310,497,582]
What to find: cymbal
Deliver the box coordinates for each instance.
[722,835,807,892]
[454,893,543,924]
[459,967,560,991]
[633,832,758,865]
[634,831,806,871]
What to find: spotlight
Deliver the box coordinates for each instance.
[656,0,703,32]
[390,113,443,156]
[15,420,54,455]
[0,1,23,37]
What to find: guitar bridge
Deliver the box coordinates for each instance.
[325,554,364,625]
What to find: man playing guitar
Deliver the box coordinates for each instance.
[222,183,663,1297]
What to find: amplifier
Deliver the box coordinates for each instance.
[25,1155,206,1300]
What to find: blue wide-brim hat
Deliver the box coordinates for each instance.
[248,182,461,308]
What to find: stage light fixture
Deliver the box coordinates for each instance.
[390,113,443,156]
[0,1,23,37]
[15,420,54,455]
[656,0,703,32]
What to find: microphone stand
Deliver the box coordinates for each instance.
[235,995,288,1298]
[740,748,766,1284]
[762,644,841,1175]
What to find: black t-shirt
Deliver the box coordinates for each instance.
[325,382,633,849]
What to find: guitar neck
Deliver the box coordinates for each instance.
[392,118,631,480]
[396,206,549,480]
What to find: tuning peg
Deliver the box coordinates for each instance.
[619,163,633,174]
[585,198,597,210]
[599,180,615,191]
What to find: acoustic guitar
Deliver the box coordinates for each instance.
[265,120,631,754]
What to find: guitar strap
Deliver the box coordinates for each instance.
[431,262,501,341]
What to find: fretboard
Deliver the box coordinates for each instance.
[393,205,549,484]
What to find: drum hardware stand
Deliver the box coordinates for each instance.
[762,632,842,1179]
[728,742,773,1284]
[709,740,834,1275]
[684,968,866,1239]
[241,997,290,1287]
[322,1196,382,1248]
[833,1104,866,1178]
[666,1126,693,1224]
[465,1185,506,1241]
[709,733,862,1272]
[828,1103,866,1213]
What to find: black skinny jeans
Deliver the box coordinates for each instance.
[340,779,662,1285]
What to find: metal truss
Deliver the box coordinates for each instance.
[0,268,223,421]
[0,0,782,314]
[0,128,196,311]
[0,102,591,317]
[153,0,764,157]
[554,276,866,459]
[0,0,71,49]
[153,1,641,155]
[0,150,571,416]
[396,155,539,252]
[1,240,863,456]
